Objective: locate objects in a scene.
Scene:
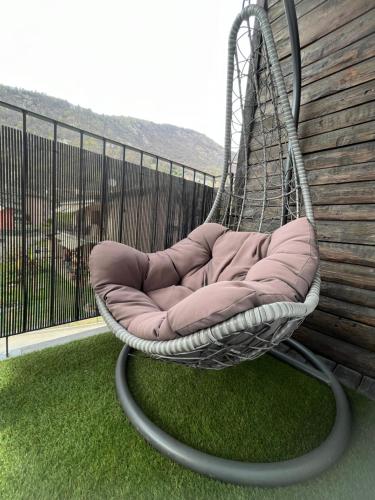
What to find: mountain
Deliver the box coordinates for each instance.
[0,84,223,176]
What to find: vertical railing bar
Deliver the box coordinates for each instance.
[15,127,22,333]
[75,132,84,321]
[191,170,197,232]
[61,142,68,324]
[28,131,33,331]
[38,134,43,328]
[151,156,159,252]
[21,111,28,332]
[67,143,72,322]
[118,146,126,243]
[135,151,144,248]
[40,134,46,328]
[44,134,51,328]
[147,155,154,251]
[164,161,173,248]
[0,126,4,336]
[92,149,101,317]
[34,133,39,329]
[99,139,107,241]
[43,134,49,327]
[82,147,88,318]
[0,102,217,338]
[34,134,39,330]
[10,127,16,334]
[59,142,64,325]
[180,165,186,239]
[1,126,8,335]
[200,173,207,223]
[55,140,61,325]
[211,176,216,217]
[29,133,36,331]
[33,133,38,330]
[39,135,45,328]
[10,126,15,333]
[1,126,8,336]
[71,144,77,322]
[50,122,57,324]
[63,143,70,323]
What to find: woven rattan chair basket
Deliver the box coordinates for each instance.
[94,3,350,487]
[95,3,320,368]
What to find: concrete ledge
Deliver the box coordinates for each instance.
[1,323,108,360]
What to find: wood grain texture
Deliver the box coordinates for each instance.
[308,163,375,185]
[311,183,375,205]
[300,122,375,154]
[273,32,375,94]
[320,281,375,308]
[299,80,375,122]
[268,0,306,23]
[278,10,375,77]
[320,260,375,290]
[295,326,375,376]
[319,242,375,267]
[304,142,375,170]
[300,102,375,140]
[272,0,373,60]
[251,0,375,377]
[305,309,375,352]
[299,59,375,106]
[313,205,375,221]
[271,0,325,37]
[318,295,375,327]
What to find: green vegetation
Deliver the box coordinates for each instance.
[0,84,223,175]
[0,333,374,499]
[0,262,94,334]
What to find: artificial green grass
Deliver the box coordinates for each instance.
[0,333,374,499]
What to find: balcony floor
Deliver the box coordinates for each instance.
[0,333,374,499]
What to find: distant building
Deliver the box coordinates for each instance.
[0,206,14,231]
[55,231,96,280]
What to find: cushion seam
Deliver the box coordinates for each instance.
[170,289,291,333]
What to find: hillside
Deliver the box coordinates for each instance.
[0,84,223,175]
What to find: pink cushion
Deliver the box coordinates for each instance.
[89,218,318,340]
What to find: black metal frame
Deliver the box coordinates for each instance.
[111,0,351,486]
[282,0,301,224]
[0,100,216,349]
[0,100,216,178]
[116,339,350,486]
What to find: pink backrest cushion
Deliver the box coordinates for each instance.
[90,218,319,340]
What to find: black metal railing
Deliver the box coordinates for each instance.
[0,101,216,345]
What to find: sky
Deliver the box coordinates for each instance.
[0,0,247,145]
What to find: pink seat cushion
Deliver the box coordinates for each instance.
[89,218,319,340]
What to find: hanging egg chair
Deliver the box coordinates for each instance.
[90,3,350,486]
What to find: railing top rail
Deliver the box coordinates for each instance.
[0,99,215,180]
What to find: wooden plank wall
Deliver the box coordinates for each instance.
[266,0,375,385]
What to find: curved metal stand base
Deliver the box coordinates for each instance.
[115,339,351,487]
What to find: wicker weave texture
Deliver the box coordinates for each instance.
[96,271,319,364]
[95,5,320,368]
[206,5,314,232]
